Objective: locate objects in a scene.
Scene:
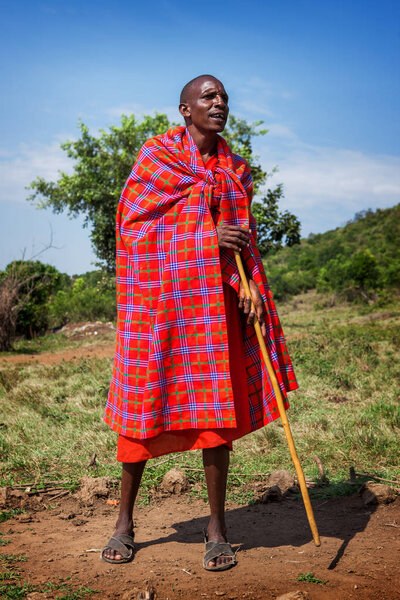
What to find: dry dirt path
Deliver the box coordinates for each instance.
[0,343,115,366]
[2,494,400,600]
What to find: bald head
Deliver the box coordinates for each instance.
[180,74,223,104]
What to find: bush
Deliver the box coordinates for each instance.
[49,272,116,325]
[0,261,64,347]
[317,250,380,300]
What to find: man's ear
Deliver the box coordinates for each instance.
[179,102,191,119]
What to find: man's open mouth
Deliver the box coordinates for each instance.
[210,113,226,121]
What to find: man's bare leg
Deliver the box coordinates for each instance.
[102,460,146,561]
[203,444,232,568]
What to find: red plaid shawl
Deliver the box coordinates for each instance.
[104,126,298,439]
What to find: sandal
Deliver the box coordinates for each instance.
[203,531,237,572]
[100,533,135,564]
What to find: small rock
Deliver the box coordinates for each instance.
[361,483,396,505]
[259,485,283,503]
[27,594,46,600]
[160,468,189,494]
[267,470,296,494]
[75,476,111,505]
[276,592,309,600]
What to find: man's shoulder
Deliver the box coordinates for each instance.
[140,126,185,153]
[217,135,251,173]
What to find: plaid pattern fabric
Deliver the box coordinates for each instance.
[104,126,298,439]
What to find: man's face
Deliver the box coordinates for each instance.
[179,78,229,133]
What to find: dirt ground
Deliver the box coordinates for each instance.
[2,492,400,600]
[0,342,115,366]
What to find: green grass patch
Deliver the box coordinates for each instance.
[0,509,23,523]
[0,580,98,600]
[0,582,34,599]
[0,535,10,546]
[0,553,28,585]
[0,554,28,566]
[297,572,327,585]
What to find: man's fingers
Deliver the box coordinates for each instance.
[220,234,249,246]
[243,297,252,315]
[220,243,243,251]
[247,309,256,326]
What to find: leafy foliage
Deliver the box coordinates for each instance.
[3,261,65,338]
[252,184,301,255]
[297,572,327,585]
[264,204,400,301]
[0,260,67,349]
[49,270,116,325]
[28,113,299,270]
[28,114,173,270]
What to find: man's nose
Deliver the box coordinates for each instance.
[214,94,227,107]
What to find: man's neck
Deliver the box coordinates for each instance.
[187,125,217,162]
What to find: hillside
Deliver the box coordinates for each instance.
[263,203,400,300]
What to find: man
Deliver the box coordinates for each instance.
[102,75,298,570]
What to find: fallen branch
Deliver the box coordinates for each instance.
[350,468,400,486]
[147,456,176,469]
[181,466,271,477]
[47,490,69,501]
[11,480,72,490]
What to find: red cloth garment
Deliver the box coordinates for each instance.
[105,126,298,440]
[117,282,251,462]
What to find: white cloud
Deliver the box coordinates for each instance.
[0,141,72,205]
[257,138,400,235]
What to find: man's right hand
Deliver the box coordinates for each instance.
[216,225,250,252]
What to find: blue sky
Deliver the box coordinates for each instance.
[1,0,399,274]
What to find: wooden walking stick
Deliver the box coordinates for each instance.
[235,252,321,547]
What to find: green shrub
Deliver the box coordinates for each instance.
[49,273,116,325]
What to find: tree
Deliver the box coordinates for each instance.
[28,114,300,269]
[0,260,64,350]
[316,250,380,301]
[251,185,301,255]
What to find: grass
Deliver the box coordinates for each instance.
[2,327,115,356]
[0,510,23,524]
[0,536,10,547]
[0,564,98,600]
[0,554,28,586]
[297,572,327,585]
[0,582,97,600]
[0,291,399,503]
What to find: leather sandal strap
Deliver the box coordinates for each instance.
[204,541,236,566]
[104,535,134,559]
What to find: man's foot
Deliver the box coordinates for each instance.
[101,520,134,563]
[204,518,236,570]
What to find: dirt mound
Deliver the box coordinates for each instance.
[58,321,115,340]
[74,476,115,505]
[361,482,397,505]
[159,469,189,495]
